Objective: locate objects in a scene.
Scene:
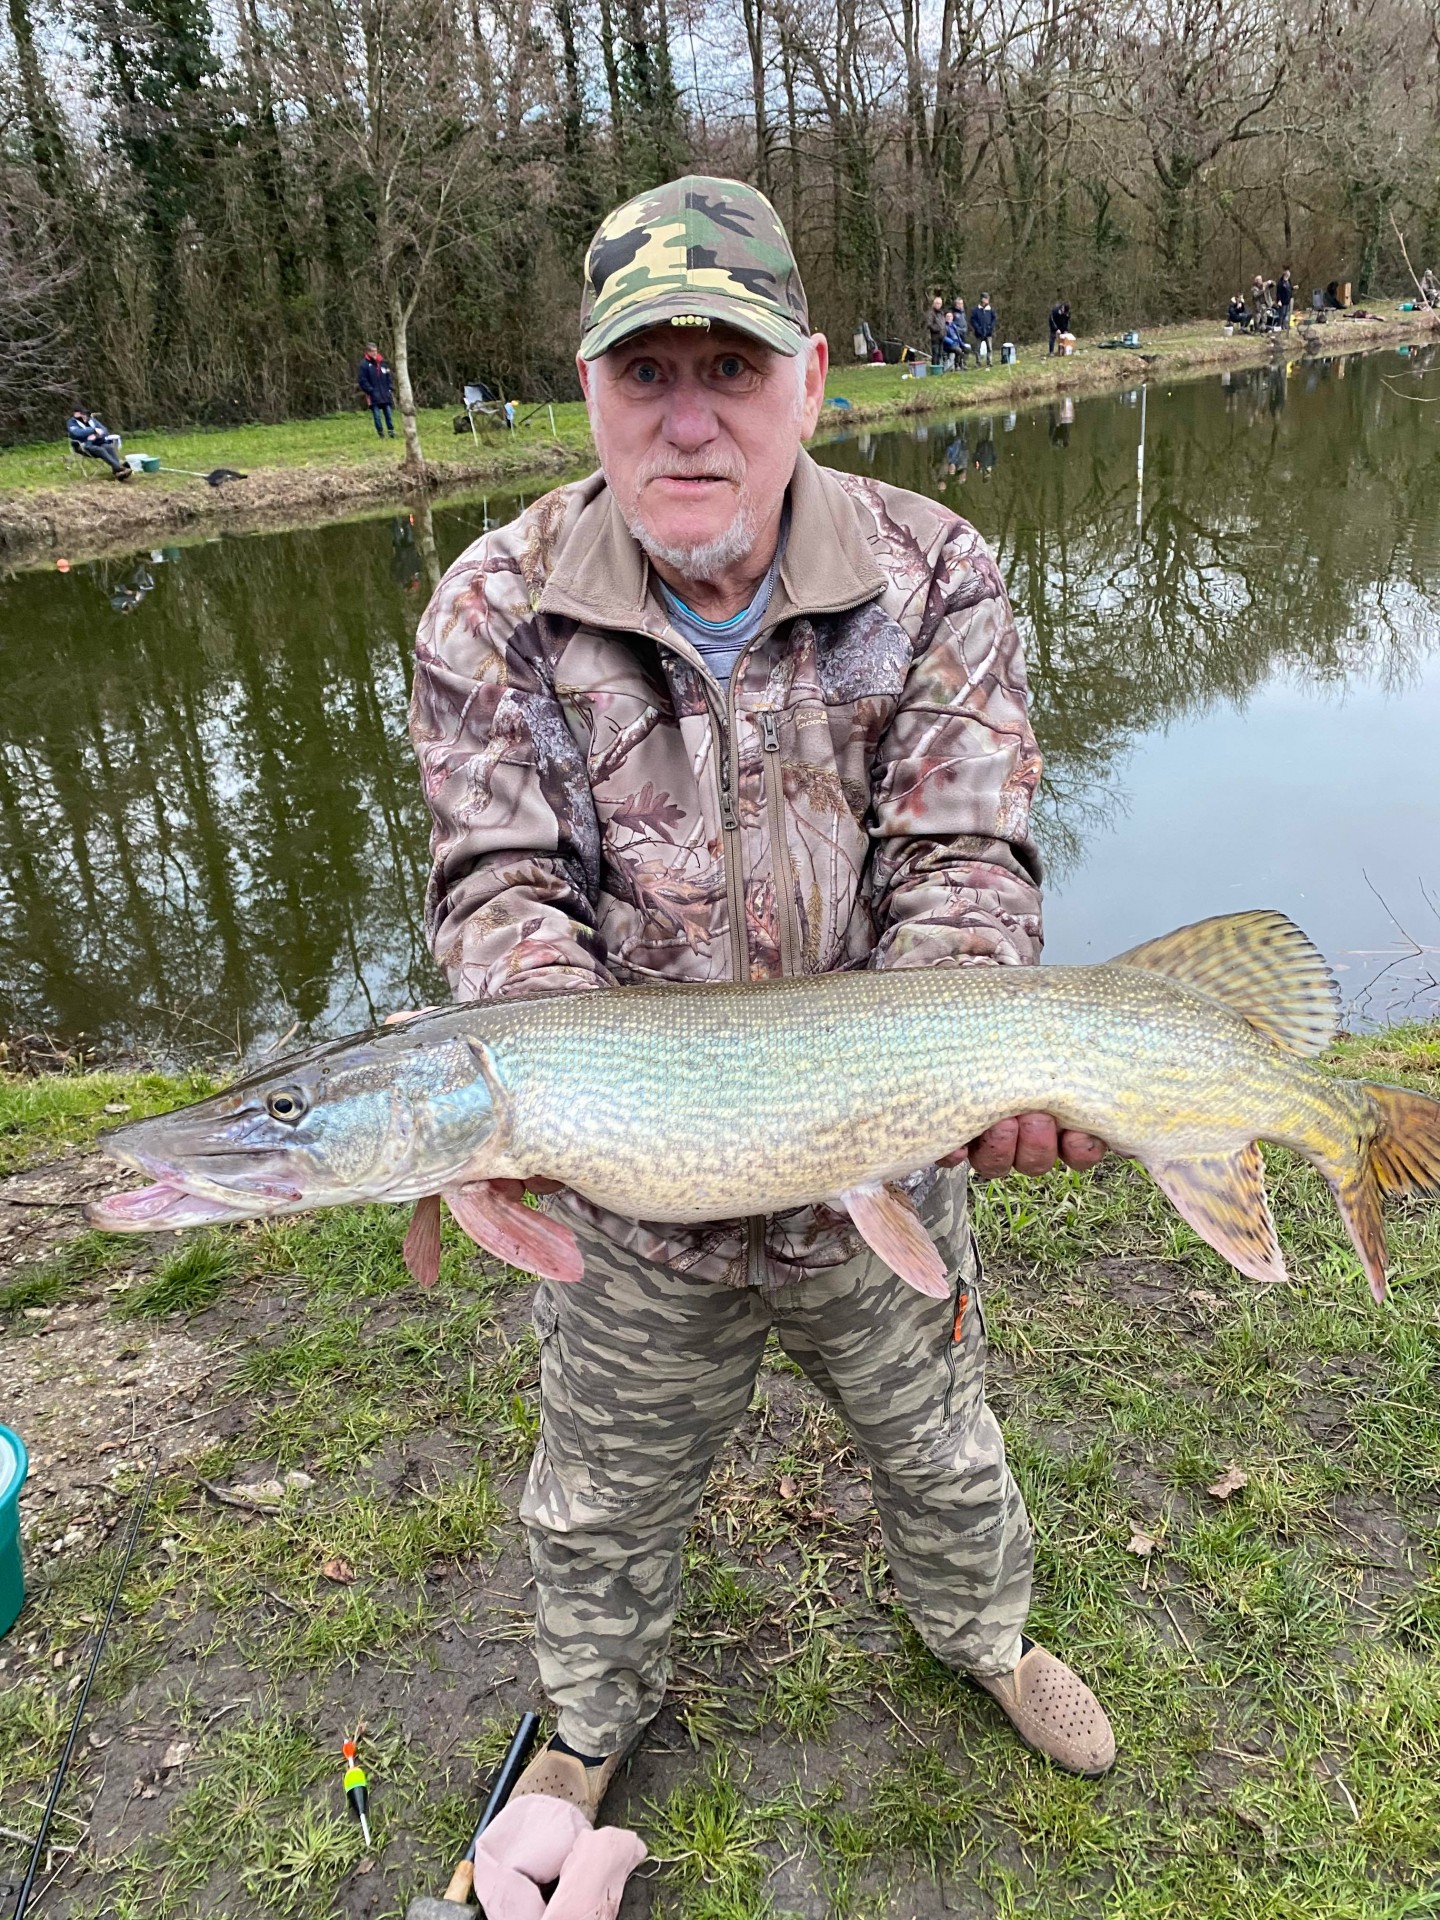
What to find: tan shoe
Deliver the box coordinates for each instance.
[509,1735,639,1821]
[972,1639,1116,1776]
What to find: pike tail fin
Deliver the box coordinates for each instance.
[1326,1081,1440,1304]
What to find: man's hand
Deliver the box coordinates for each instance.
[941,1114,1106,1179]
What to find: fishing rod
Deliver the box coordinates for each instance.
[8,1454,158,1920]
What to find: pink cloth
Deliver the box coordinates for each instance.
[547,1824,650,1919]
[469,1795,648,1920]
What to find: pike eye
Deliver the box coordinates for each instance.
[265,1089,306,1123]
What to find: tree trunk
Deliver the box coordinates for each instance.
[597,0,626,187]
[7,0,69,198]
[741,0,771,194]
[389,287,426,477]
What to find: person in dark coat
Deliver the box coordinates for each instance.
[1226,294,1249,327]
[1048,299,1071,355]
[358,344,396,438]
[926,296,946,366]
[970,294,996,366]
[1276,270,1293,326]
[67,409,129,478]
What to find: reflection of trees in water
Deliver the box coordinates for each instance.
[827,353,1440,879]
[2,355,1438,1052]
[0,518,442,1057]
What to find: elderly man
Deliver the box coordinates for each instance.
[410,176,1115,1817]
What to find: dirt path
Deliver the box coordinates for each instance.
[3,308,1435,569]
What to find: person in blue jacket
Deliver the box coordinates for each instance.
[357,344,396,438]
[970,293,997,366]
[942,308,968,370]
[67,408,130,478]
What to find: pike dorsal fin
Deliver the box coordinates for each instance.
[1109,910,1339,1058]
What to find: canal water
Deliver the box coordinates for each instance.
[2,346,1437,1061]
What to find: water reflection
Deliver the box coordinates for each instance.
[1,350,1438,1057]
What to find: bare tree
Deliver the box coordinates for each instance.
[286,0,488,473]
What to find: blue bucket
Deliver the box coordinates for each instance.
[0,1424,29,1639]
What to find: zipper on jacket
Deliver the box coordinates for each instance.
[758,709,801,976]
[650,630,749,982]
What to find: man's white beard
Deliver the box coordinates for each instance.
[627,495,759,585]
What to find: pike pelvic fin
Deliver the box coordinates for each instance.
[1147,1142,1289,1286]
[402,1193,443,1288]
[1110,910,1339,1058]
[841,1181,950,1298]
[443,1179,585,1285]
[1324,1080,1440,1304]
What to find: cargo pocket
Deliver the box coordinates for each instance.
[942,1231,987,1435]
[532,1285,593,1499]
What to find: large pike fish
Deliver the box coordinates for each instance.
[88,911,1440,1302]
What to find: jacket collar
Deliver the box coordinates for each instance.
[537,448,885,637]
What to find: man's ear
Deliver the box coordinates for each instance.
[800,334,829,439]
[576,352,593,404]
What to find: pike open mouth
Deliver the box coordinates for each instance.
[86,1174,305,1231]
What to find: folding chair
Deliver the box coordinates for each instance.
[461,382,515,438]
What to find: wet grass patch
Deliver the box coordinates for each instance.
[0,1068,219,1175]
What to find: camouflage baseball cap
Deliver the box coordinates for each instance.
[579,176,810,361]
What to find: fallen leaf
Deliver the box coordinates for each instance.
[778,1476,796,1500]
[160,1741,192,1772]
[1207,1465,1249,1501]
[322,1556,357,1584]
[103,1102,132,1115]
[232,1479,286,1507]
[284,1470,315,1492]
[1187,1288,1226,1313]
[357,1857,374,1875]
[1126,1529,1158,1558]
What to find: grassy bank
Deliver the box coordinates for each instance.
[5,1024,1440,1916]
[2,305,1435,568]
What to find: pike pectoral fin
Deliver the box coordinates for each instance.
[1147,1143,1288,1286]
[402,1193,443,1289]
[443,1180,585,1285]
[841,1182,950,1298]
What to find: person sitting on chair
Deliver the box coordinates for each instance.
[1226,295,1249,327]
[67,408,130,479]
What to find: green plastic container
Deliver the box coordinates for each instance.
[0,1424,28,1639]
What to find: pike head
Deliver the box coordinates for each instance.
[87,1012,509,1231]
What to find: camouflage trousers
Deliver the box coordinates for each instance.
[518,1183,1034,1756]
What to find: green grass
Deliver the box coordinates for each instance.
[8,1025,1440,1915]
[0,403,597,498]
[0,1067,219,1174]
[0,1227,136,1320]
[122,1229,239,1317]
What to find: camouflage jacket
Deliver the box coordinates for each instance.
[410,449,1044,1286]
